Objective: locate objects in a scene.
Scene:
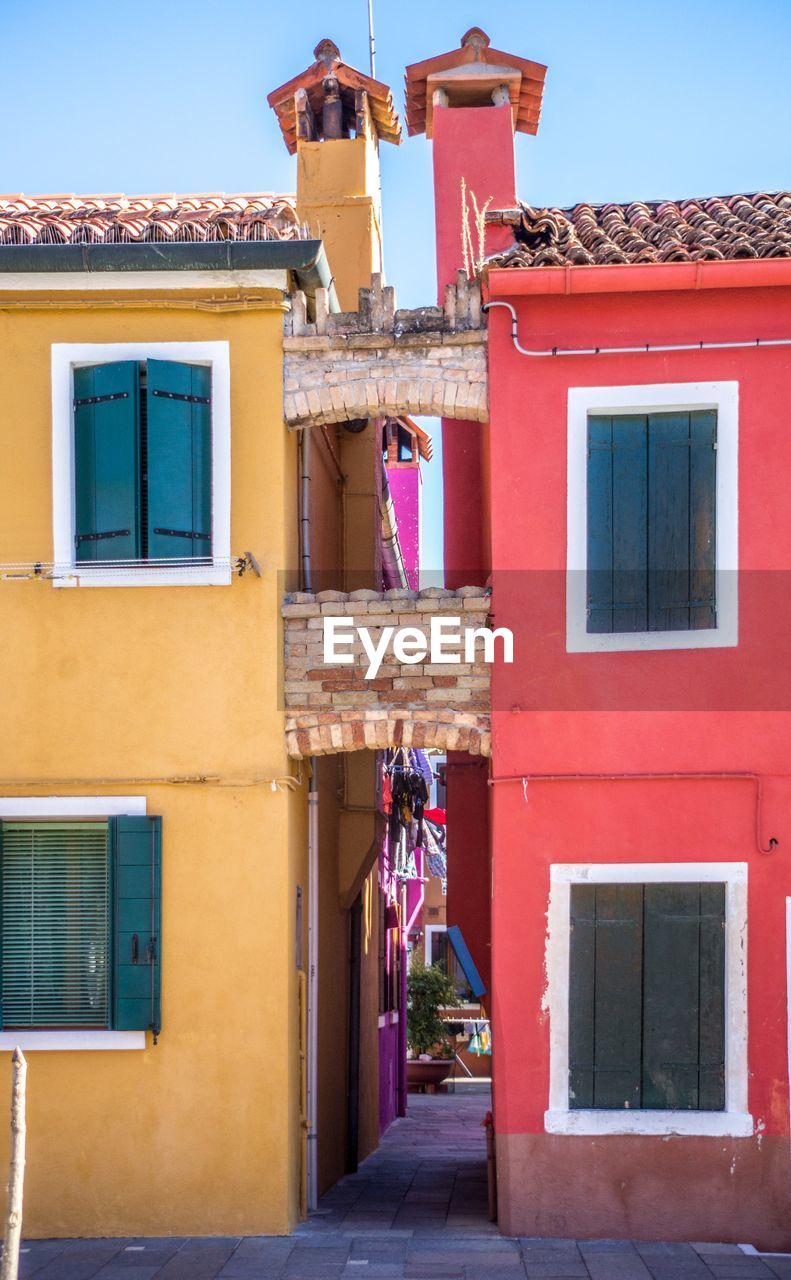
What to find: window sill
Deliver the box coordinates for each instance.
[566,623,737,654]
[544,1108,753,1138]
[0,1031,146,1051]
[53,563,232,589]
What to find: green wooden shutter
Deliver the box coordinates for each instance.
[587,411,716,634]
[612,416,648,632]
[111,817,162,1035]
[648,413,693,630]
[569,884,642,1110]
[587,416,614,632]
[698,883,727,1108]
[569,882,726,1111]
[73,362,140,561]
[643,883,725,1110]
[689,411,717,631]
[569,884,596,1107]
[0,822,110,1029]
[146,361,212,561]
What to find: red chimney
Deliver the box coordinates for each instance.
[405,27,546,295]
[405,29,546,585]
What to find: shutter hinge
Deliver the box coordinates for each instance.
[73,392,129,407]
[151,390,210,405]
[75,529,131,546]
[153,528,211,541]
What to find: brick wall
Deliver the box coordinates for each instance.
[283,586,492,758]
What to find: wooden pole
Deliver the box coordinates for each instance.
[1,1049,27,1280]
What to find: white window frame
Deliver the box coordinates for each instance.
[545,861,751,1137]
[51,341,231,587]
[566,381,738,652]
[424,923,447,966]
[0,795,147,1049]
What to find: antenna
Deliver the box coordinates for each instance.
[367,0,376,77]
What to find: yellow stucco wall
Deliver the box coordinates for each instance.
[0,297,306,1236]
[297,136,383,311]
[0,109,390,1240]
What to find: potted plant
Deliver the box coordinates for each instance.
[406,959,457,1091]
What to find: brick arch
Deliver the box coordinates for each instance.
[282,587,492,760]
[284,371,487,430]
[285,711,491,760]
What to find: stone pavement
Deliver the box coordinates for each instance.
[17,1085,791,1279]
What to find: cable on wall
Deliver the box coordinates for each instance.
[483,299,791,360]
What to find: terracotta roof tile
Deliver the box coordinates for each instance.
[0,193,302,246]
[486,192,791,269]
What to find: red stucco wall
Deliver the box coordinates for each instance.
[486,277,791,1246]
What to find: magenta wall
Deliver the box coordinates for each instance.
[386,466,421,589]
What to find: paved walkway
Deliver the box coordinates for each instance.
[17,1085,791,1279]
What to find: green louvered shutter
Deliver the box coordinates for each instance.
[146,361,212,561]
[111,816,161,1035]
[569,882,726,1111]
[586,411,716,633]
[73,362,141,561]
[569,884,643,1109]
[0,822,110,1029]
[642,883,725,1110]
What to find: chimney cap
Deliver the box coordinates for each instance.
[268,40,401,154]
[313,38,341,70]
[404,28,547,138]
[460,27,491,51]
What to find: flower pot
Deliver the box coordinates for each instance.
[407,1057,451,1093]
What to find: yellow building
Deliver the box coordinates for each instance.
[0,40,399,1237]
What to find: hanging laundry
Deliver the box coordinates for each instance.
[423,819,447,880]
[382,767,393,815]
[467,1021,492,1056]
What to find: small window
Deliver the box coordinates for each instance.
[397,424,414,463]
[0,817,162,1034]
[379,893,401,1016]
[587,411,716,634]
[569,882,725,1111]
[426,926,472,1002]
[2,823,110,1029]
[73,360,212,564]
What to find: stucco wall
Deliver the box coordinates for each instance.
[487,281,791,1247]
[0,300,306,1236]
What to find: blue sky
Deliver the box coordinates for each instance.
[3,0,789,570]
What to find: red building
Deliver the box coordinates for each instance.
[407,28,791,1250]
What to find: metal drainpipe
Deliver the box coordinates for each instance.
[307,759,319,1210]
[299,423,319,1209]
[299,428,313,595]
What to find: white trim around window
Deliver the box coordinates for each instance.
[424,923,447,966]
[51,341,232,587]
[0,794,147,1050]
[544,861,751,1137]
[566,381,738,652]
